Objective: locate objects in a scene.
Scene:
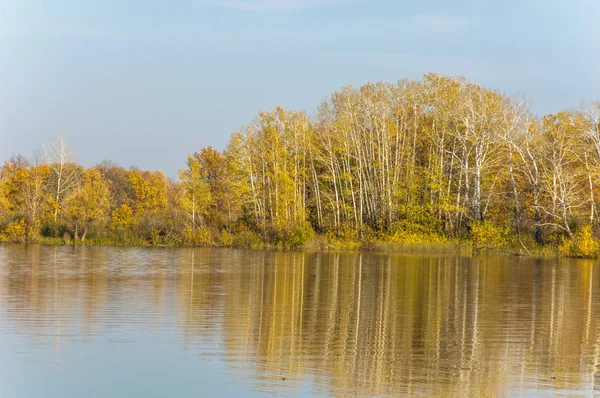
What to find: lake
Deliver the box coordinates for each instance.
[1,245,599,397]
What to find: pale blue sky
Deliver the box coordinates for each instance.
[1,0,599,176]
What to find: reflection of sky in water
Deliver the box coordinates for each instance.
[1,245,600,397]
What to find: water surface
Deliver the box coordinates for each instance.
[1,245,599,397]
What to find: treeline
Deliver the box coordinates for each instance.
[2,74,600,254]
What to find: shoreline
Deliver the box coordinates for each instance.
[1,237,569,258]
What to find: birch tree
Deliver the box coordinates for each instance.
[44,136,81,221]
[178,154,211,234]
[538,112,587,238]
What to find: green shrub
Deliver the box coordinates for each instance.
[232,228,263,248]
[287,224,314,248]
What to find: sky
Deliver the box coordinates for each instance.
[1,0,599,177]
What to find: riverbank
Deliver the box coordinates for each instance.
[6,231,578,258]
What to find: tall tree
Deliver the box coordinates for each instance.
[63,169,111,241]
[538,112,587,238]
[178,154,212,234]
[44,137,81,221]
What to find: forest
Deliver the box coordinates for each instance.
[2,73,600,256]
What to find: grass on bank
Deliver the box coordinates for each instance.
[2,219,600,258]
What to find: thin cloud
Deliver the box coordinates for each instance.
[203,0,340,12]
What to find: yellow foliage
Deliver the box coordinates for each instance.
[177,155,212,230]
[0,180,9,216]
[389,230,447,245]
[1,219,27,243]
[219,230,234,246]
[470,221,510,248]
[3,78,600,255]
[324,227,361,250]
[182,226,213,246]
[559,226,599,258]
[112,204,134,228]
[128,170,168,215]
[63,169,111,237]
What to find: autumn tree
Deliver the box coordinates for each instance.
[126,169,169,241]
[21,162,51,236]
[3,75,600,250]
[44,137,82,221]
[178,154,211,236]
[235,106,311,240]
[580,102,600,227]
[63,168,111,241]
[191,147,242,230]
[538,112,587,238]
[96,160,132,208]
[0,172,9,223]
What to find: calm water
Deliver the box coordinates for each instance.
[1,245,600,397]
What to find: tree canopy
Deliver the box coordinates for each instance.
[2,74,600,255]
